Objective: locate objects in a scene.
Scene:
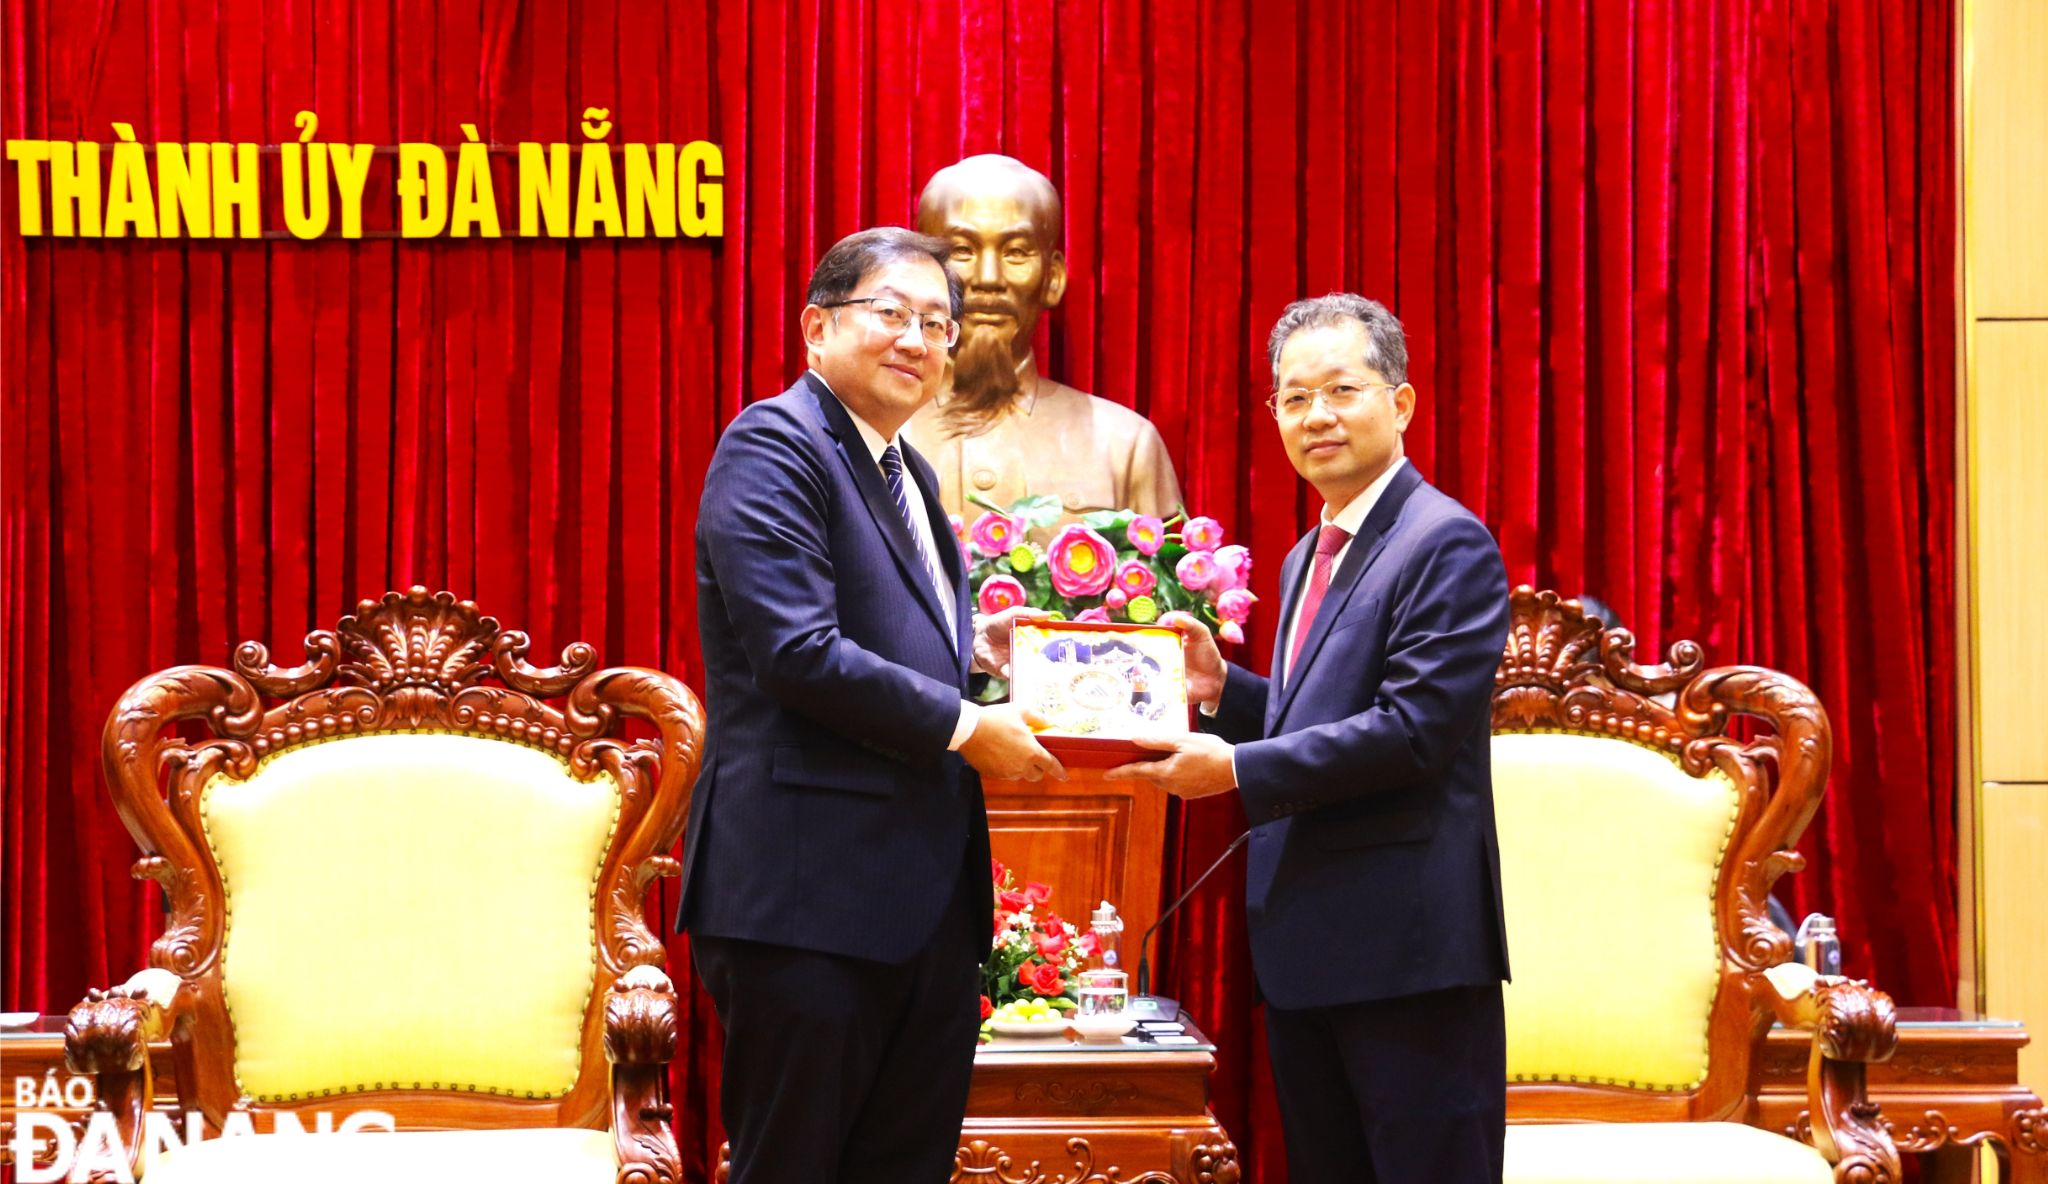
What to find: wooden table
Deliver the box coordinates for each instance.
[962,1017,1236,1184]
[716,1018,1237,1183]
[1756,1008,2045,1183]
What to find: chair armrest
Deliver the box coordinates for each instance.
[604,965,681,1184]
[1761,963,1900,1184]
[64,969,191,1181]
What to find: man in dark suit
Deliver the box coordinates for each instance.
[679,227,1065,1184]
[1109,294,1511,1183]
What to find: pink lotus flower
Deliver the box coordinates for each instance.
[1074,607,1112,624]
[1216,588,1258,623]
[1212,544,1252,591]
[1182,516,1225,552]
[1176,550,1219,592]
[1219,620,1246,645]
[1048,525,1117,597]
[1105,587,1129,610]
[1126,515,1166,556]
[978,575,1027,614]
[970,511,1021,558]
[1114,560,1158,597]
[949,514,968,545]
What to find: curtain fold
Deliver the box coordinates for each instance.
[1,2,1956,1181]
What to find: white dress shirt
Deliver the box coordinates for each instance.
[813,371,981,750]
[1275,456,1408,686]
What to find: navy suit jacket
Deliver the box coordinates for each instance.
[1205,463,1511,1009]
[678,372,990,965]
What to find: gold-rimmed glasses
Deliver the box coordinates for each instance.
[1265,380,1400,420]
[825,297,961,348]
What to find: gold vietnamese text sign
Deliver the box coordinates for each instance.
[2,109,722,240]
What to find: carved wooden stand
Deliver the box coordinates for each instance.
[710,1021,1236,1184]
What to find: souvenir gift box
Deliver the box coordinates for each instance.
[1008,620,1191,766]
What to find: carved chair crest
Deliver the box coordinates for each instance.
[81,587,704,1150]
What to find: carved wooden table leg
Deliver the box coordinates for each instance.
[2008,1104,2046,1184]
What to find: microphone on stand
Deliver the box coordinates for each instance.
[1130,829,1251,1022]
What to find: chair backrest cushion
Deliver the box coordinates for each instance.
[1492,731,1739,1090]
[200,732,620,1101]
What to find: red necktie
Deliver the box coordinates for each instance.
[1288,525,1352,676]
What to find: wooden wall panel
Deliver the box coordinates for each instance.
[1963,0,2048,1083]
[1967,0,2048,316]
[1972,323,2048,782]
[1983,781,2048,1090]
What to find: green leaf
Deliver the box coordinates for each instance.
[966,493,1007,515]
[1080,509,1135,533]
[1012,494,1065,530]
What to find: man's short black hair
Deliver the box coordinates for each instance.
[806,227,963,319]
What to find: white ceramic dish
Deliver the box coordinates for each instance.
[986,1017,1068,1038]
[1069,1014,1137,1041]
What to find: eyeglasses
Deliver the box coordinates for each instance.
[1265,380,1398,420]
[825,297,961,348]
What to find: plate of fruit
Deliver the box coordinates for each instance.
[986,997,1072,1037]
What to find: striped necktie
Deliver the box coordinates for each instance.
[880,444,956,643]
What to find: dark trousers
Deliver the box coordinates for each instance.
[1264,982,1506,1184]
[691,871,982,1184]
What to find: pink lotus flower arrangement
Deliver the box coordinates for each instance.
[962,494,1256,638]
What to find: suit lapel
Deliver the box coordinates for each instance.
[802,374,955,649]
[1273,463,1425,725]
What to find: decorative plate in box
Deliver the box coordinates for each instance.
[1008,620,1189,764]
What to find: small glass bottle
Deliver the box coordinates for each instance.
[1795,913,1842,976]
[1090,901,1125,971]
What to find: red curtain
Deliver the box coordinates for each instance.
[1,2,1955,1181]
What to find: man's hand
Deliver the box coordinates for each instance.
[1157,611,1226,709]
[1104,732,1236,798]
[973,606,1055,679]
[960,702,1068,782]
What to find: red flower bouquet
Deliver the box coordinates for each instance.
[981,858,1101,1034]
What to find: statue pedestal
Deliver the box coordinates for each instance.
[984,766,1169,970]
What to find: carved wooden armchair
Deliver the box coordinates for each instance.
[63,588,704,1184]
[1493,588,1900,1184]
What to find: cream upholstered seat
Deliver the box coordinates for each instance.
[1506,1122,1831,1183]
[64,589,704,1183]
[1490,588,1899,1184]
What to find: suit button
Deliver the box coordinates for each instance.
[972,468,997,491]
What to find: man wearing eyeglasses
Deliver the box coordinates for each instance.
[681,227,1066,1184]
[1110,294,1512,1183]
